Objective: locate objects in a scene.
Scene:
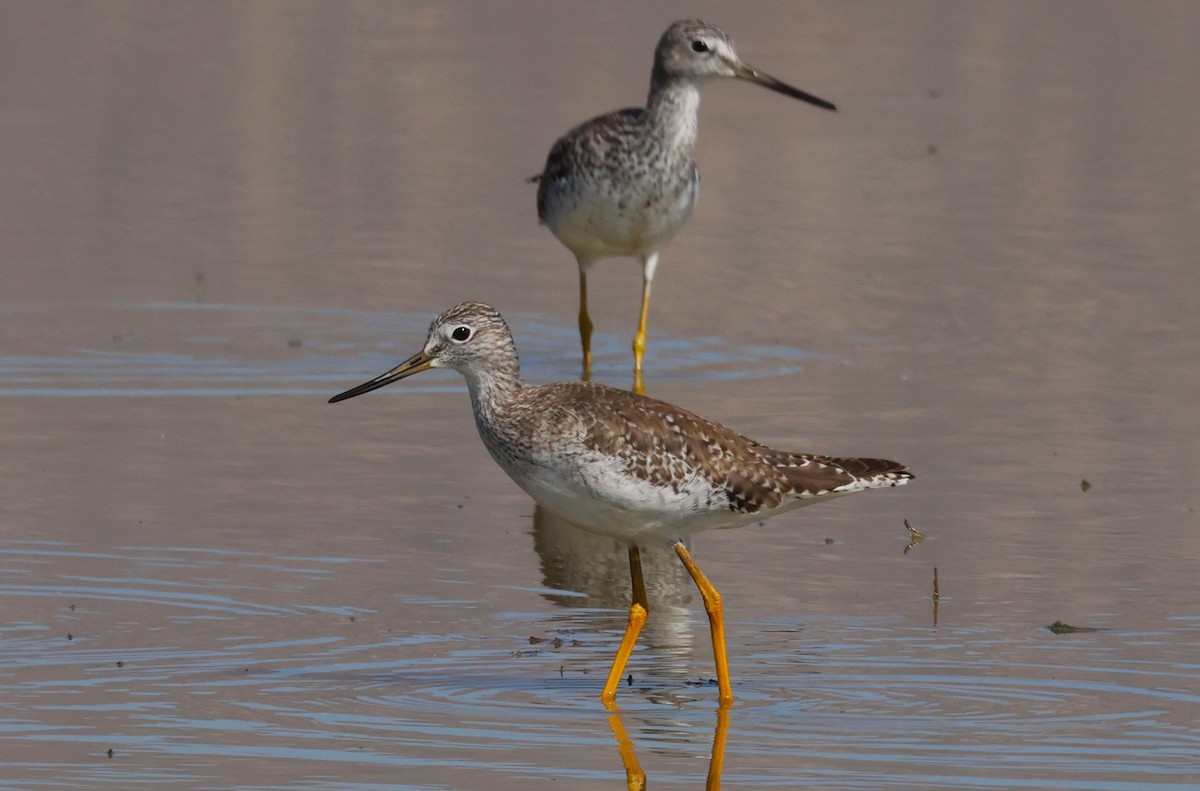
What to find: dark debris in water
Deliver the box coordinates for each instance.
[1081,479,1092,492]
[529,632,576,648]
[1048,620,1103,634]
[528,635,564,647]
[683,677,719,689]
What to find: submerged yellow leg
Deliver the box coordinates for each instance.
[601,546,649,706]
[579,268,594,382]
[673,541,733,706]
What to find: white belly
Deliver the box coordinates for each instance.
[544,168,698,261]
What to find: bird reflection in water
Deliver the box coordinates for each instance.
[534,506,733,788]
[608,706,730,791]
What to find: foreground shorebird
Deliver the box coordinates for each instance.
[532,19,836,392]
[330,302,912,705]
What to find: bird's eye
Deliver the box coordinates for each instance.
[690,39,709,53]
[451,326,472,342]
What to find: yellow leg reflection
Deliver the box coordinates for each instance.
[706,705,730,791]
[631,252,658,395]
[601,546,649,706]
[606,705,730,791]
[607,711,647,791]
[578,266,593,382]
[932,566,940,627]
[673,541,733,706]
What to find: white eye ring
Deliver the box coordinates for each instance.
[450,325,473,343]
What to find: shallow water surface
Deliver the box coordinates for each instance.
[2,2,1198,789]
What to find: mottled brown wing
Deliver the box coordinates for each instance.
[549,383,815,512]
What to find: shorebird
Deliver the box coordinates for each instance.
[330,302,912,706]
[531,19,836,393]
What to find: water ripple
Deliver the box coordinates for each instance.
[0,302,836,397]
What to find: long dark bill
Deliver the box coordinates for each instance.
[328,350,435,404]
[734,62,837,111]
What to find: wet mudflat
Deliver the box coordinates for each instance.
[2,2,1198,788]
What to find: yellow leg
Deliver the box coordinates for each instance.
[601,546,649,706]
[673,541,733,706]
[631,252,658,395]
[578,268,594,382]
[607,711,647,791]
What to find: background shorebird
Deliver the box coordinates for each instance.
[531,19,836,393]
[330,301,913,706]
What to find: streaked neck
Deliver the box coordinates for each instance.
[645,79,701,155]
